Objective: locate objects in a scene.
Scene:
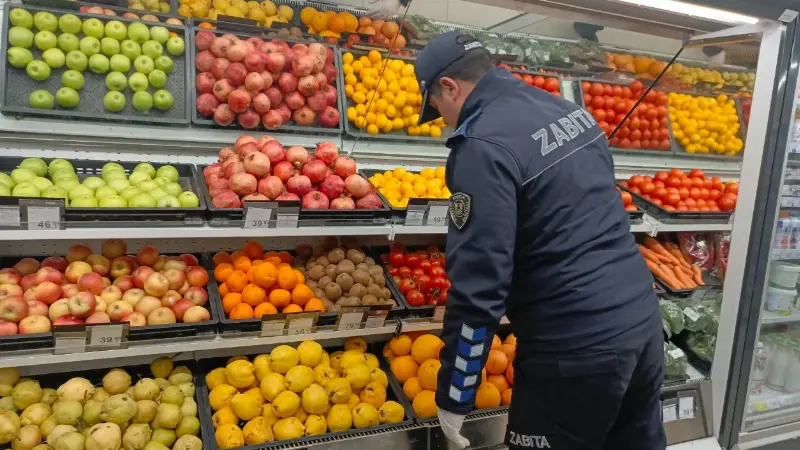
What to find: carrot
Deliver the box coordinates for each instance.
[691,265,705,286]
[646,259,683,289]
[644,237,683,266]
[672,265,696,289]
[665,243,692,269]
[639,245,669,264]
[678,265,694,277]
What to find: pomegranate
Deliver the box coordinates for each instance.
[238,142,259,157]
[307,43,325,57]
[273,161,295,182]
[252,93,271,114]
[196,72,216,94]
[310,52,325,74]
[220,33,238,42]
[244,72,266,91]
[265,52,286,72]
[211,190,242,208]
[237,108,260,129]
[319,175,345,199]
[256,135,275,147]
[228,89,251,113]
[345,174,372,198]
[242,193,268,202]
[325,47,335,66]
[208,179,229,197]
[318,105,340,128]
[244,51,265,72]
[243,152,271,177]
[213,103,235,126]
[209,37,231,57]
[313,72,327,89]
[225,63,248,86]
[321,85,337,106]
[285,91,305,110]
[323,64,337,85]
[259,71,274,89]
[302,190,329,209]
[332,156,356,178]
[265,87,283,106]
[356,193,383,209]
[280,47,295,69]
[276,103,292,122]
[195,50,214,72]
[258,176,284,199]
[261,140,285,165]
[223,161,244,178]
[246,36,264,48]
[211,58,230,80]
[195,30,215,51]
[235,135,256,150]
[230,172,257,196]
[286,175,312,197]
[330,197,356,209]
[278,73,298,93]
[286,146,309,168]
[218,147,235,162]
[226,41,249,62]
[204,163,222,177]
[291,55,314,77]
[293,106,315,126]
[298,75,319,96]
[315,142,339,165]
[302,159,328,184]
[276,192,300,201]
[292,43,308,55]
[306,91,327,112]
[196,93,219,117]
[212,79,234,102]
[262,110,283,130]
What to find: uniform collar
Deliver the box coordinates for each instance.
[449,68,516,141]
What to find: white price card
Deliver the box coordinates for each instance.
[662,404,678,423]
[678,395,695,420]
[426,205,449,226]
[432,305,446,323]
[243,207,272,229]
[683,307,700,323]
[27,206,61,230]
[261,316,286,337]
[53,326,87,355]
[286,313,318,335]
[0,206,20,228]
[364,306,390,328]
[336,308,365,331]
[766,397,782,411]
[87,323,128,349]
[404,208,425,226]
[276,213,299,228]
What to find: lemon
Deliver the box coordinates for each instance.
[367,124,379,134]
[342,52,354,65]
[353,116,366,128]
[413,183,426,196]
[355,83,367,94]
[355,104,367,116]
[344,74,357,86]
[392,118,404,130]
[226,360,256,389]
[401,64,414,77]
[409,114,419,126]
[206,368,228,391]
[419,123,430,135]
[393,167,407,178]
[209,384,238,411]
[352,92,366,104]
[434,167,445,179]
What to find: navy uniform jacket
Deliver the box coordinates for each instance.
[436,68,659,414]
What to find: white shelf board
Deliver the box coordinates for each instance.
[657,221,733,232]
[761,310,800,325]
[687,363,709,380]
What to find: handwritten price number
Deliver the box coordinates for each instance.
[678,396,695,420]
[289,326,312,335]
[426,205,448,226]
[89,324,126,349]
[27,206,60,231]
[36,220,60,229]
[244,207,271,229]
[287,317,314,335]
[98,336,121,344]
[337,311,364,331]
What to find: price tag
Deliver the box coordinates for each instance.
[432,305,446,323]
[287,312,318,335]
[662,402,678,423]
[426,204,449,226]
[260,314,287,337]
[668,348,685,359]
[27,206,61,230]
[766,397,782,410]
[243,202,275,229]
[336,307,366,331]
[53,325,87,355]
[87,323,128,349]
[364,305,391,328]
[683,307,700,323]
[678,394,695,419]
[0,206,20,228]
[276,201,300,228]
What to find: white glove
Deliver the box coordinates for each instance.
[439,409,470,449]
[367,0,402,20]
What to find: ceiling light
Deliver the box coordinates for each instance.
[616,0,760,25]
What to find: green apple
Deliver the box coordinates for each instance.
[70,195,98,207]
[155,165,179,183]
[137,180,158,192]
[33,12,58,32]
[102,162,124,173]
[34,31,56,51]
[148,187,167,200]
[0,173,15,189]
[128,72,148,92]
[82,176,106,190]
[9,27,34,49]
[106,72,128,92]
[88,54,109,74]
[26,61,50,81]
[153,90,173,111]
[20,158,46,176]
[55,87,80,108]
[58,14,83,34]
[133,55,154,74]
[128,171,151,186]
[95,185,118,199]
[65,50,88,72]
[178,192,199,207]
[148,26,169,45]
[68,185,94,200]
[99,195,127,208]
[157,195,180,207]
[52,170,78,182]
[119,186,142,201]
[48,159,74,174]
[153,176,170,186]
[120,40,141,60]
[9,9,34,29]
[163,182,182,197]
[82,18,105,39]
[109,54,130,73]
[102,169,127,181]
[129,192,156,207]
[141,40,162,60]
[108,178,131,192]
[153,56,173,74]
[41,186,69,201]
[12,182,41,198]
[54,178,79,192]
[0,185,10,196]
[133,163,156,178]
[100,38,120,57]
[104,21,128,41]
[42,48,65,68]
[132,91,153,112]
[57,33,79,52]
[79,36,101,57]
[31,177,53,191]
[127,23,150,44]
[28,89,54,109]
[6,48,33,69]
[104,91,126,112]
[165,37,185,56]
[147,69,167,89]
[62,70,85,90]
[11,168,36,184]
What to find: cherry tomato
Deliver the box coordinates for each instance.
[405,254,420,268]
[581,81,591,92]
[398,278,417,295]
[605,97,616,110]
[617,126,631,138]
[630,129,642,141]
[630,80,644,93]
[406,290,426,306]
[708,189,721,201]
[725,182,739,194]
[681,177,693,189]
[592,96,605,109]
[594,109,607,122]
[612,85,623,97]
[639,118,650,130]
[388,251,405,267]
[622,87,632,99]
[689,187,701,199]
[678,187,689,199]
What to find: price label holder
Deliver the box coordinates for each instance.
[21,198,65,231]
[677,391,696,420]
[662,399,678,423]
[0,198,21,229]
[217,16,261,33]
[432,305,446,323]
[364,305,391,328]
[404,198,428,226]
[243,201,276,229]
[86,323,129,350]
[425,201,449,226]
[336,307,366,331]
[286,312,319,335]
[261,313,287,337]
[276,201,300,228]
[53,325,87,355]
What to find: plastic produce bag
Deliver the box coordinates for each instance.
[660,299,685,335]
[664,342,688,379]
[678,232,714,271]
[713,233,730,280]
[686,331,716,361]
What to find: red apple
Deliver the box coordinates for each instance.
[178,281,190,296]
[61,284,79,299]
[95,297,107,313]
[86,254,110,276]
[160,290,182,308]
[185,287,209,306]
[18,316,51,334]
[132,266,155,289]
[41,256,68,272]
[121,288,145,307]
[0,269,21,285]
[13,258,40,276]
[152,256,167,272]
[36,267,64,285]
[183,306,211,323]
[78,272,104,295]
[53,315,83,326]
[26,300,48,317]
[20,274,37,292]
[136,245,160,266]
[147,307,176,325]
[162,269,186,291]
[122,255,139,270]
[68,291,96,318]
[134,296,162,316]
[102,239,127,260]
[0,320,17,335]
[100,285,122,303]
[107,301,134,321]
[112,275,135,292]
[23,289,36,303]
[0,296,27,322]
[85,312,111,324]
[0,284,23,299]
[164,260,188,272]
[180,254,200,266]
[144,273,169,297]
[121,312,146,327]
[65,261,93,283]
[110,257,133,278]
[186,267,210,287]
[48,298,70,321]
[34,281,61,305]
[67,245,92,262]
[171,298,194,321]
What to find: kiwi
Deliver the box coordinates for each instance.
[325,264,338,279]
[336,297,360,307]
[346,249,365,264]
[362,294,379,306]
[336,260,355,275]
[385,299,397,307]
[365,257,375,265]
[325,283,343,301]
[352,269,371,286]
[366,284,384,298]
[277,28,290,37]
[371,273,386,287]
[316,256,330,267]
[317,276,332,289]
[313,287,326,300]
[382,288,392,299]
[355,263,370,272]
[305,280,318,290]
[336,273,354,292]
[328,248,346,264]
[349,283,367,298]
[323,298,337,311]
[307,265,326,281]
[305,258,317,270]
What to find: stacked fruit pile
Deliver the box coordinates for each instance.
[0,158,200,208]
[0,239,212,335]
[80,5,184,24]
[580,80,671,151]
[511,72,561,97]
[384,333,515,418]
[343,50,446,137]
[668,64,755,92]
[6,8,183,112]
[367,167,449,208]
[179,0,293,24]
[668,93,744,156]
[195,31,340,130]
[204,136,383,210]
[0,357,201,450]
[620,168,739,212]
[208,338,405,448]
[299,10,405,48]
[382,245,449,306]
[618,187,637,212]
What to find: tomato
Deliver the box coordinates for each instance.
[663,205,676,212]
[592,96,605,109]
[645,91,657,102]
[629,175,644,187]
[609,136,620,146]
[676,204,688,211]
[656,106,668,119]
[418,260,432,273]
[638,118,650,130]
[652,198,663,206]
[533,76,546,88]
[512,73,523,80]
[631,80,644,93]
[398,278,417,295]
[654,180,665,189]
[711,177,724,190]
[703,178,713,189]
[678,187,689,199]
[684,198,697,209]
[591,83,605,96]
[388,267,399,276]
[605,97,616,110]
[522,74,534,85]
[653,187,667,199]
[429,266,446,279]
[689,187,701,199]
[630,129,642,141]
[726,182,739,194]
[656,93,668,106]
[641,139,651,149]
[605,109,616,123]
[406,290,426,306]
[620,138,632,149]
[621,191,632,206]
[398,267,411,278]
[708,189,721,201]
[598,121,611,134]
[681,177,693,188]
[664,177,679,188]
[551,91,561,97]
[691,177,703,188]
[581,81,591,92]
[411,268,425,279]
[631,140,642,148]
[405,254,420,268]
[624,205,637,211]
[417,251,429,261]
[659,139,671,150]
[415,275,430,293]
[388,251,405,267]
[664,193,680,206]
[641,182,655,194]
[645,108,658,120]
[630,118,641,130]
[544,78,560,92]
[603,84,613,96]
[622,87,632,99]
[429,276,448,292]
[698,206,711,212]
[617,126,631,138]
[584,94,593,105]
[594,109,607,122]
[614,101,628,114]
[667,168,683,178]
[612,85,623,97]
[695,198,707,207]
[431,288,448,305]
[719,193,737,211]
[709,204,721,212]
[642,129,652,141]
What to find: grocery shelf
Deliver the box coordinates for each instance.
[761,310,800,325]
[771,249,800,261]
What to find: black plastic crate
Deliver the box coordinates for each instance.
[664,89,745,160]
[0,156,207,227]
[1,3,191,125]
[618,183,733,224]
[189,27,343,135]
[628,208,644,224]
[508,69,566,98]
[360,168,449,217]
[370,246,446,315]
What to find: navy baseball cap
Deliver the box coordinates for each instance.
[415,31,485,125]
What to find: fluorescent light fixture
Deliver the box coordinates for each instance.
[616,0,760,25]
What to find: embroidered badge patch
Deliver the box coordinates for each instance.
[449,192,471,230]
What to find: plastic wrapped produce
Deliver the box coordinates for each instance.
[664,342,688,379]
[659,299,685,336]
[678,232,714,271]
[713,233,730,280]
[686,331,716,362]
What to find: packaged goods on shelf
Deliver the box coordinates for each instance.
[765,285,796,314]
[713,233,729,280]
[664,342,688,380]
[660,299,685,337]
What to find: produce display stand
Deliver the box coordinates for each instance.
[0,3,192,125]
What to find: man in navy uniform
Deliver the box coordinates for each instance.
[415,31,666,450]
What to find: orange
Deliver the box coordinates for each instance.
[304,298,325,312]
[475,383,501,409]
[505,364,514,384]
[491,335,502,349]
[252,262,277,289]
[282,304,302,313]
[310,12,327,32]
[485,350,508,375]
[411,390,437,419]
[389,355,418,383]
[411,335,443,364]
[226,270,249,293]
[358,16,372,27]
[341,12,357,32]
[381,22,398,38]
[499,344,516,363]
[293,269,305,284]
[222,293,242,314]
[360,25,375,35]
[388,335,412,356]
[269,289,291,308]
[262,251,280,260]
[328,15,345,33]
[487,374,510,393]
[403,377,422,400]
[291,284,314,306]
[246,266,257,283]
[233,256,252,273]
[199,22,215,29]
[371,19,384,32]
[229,303,254,319]
[417,360,440,391]
[390,35,406,50]
[277,251,293,264]
[254,302,278,318]
[231,250,247,261]
[243,241,263,259]
[241,284,266,307]
[277,266,298,290]
[300,6,316,26]
[501,388,512,406]
[504,333,516,346]
[218,282,230,298]
[213,251,232,266]
[252,259,264,266]
[214,263,233,283]
[383,344,394,361]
